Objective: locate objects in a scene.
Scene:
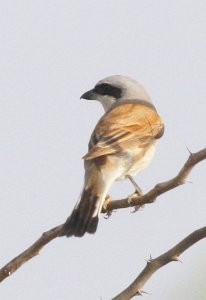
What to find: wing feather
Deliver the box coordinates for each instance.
[83,103,164,160]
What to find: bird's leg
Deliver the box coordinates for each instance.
[127,175,144,212]
[127,175,143,196]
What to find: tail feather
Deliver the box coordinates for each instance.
[61,158,119,237]
[61,187,103,237]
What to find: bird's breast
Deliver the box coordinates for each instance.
[115,141,157,180]
[127,142,157,176]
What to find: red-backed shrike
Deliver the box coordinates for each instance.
[62,75,164,237]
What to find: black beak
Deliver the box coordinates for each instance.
[80,89,97,100]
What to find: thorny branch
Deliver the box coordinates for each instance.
[112,226,206,300]
[0,148,205,290]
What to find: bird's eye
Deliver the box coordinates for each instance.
[94,83,122,99]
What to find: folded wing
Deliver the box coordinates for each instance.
[83,102,164,160]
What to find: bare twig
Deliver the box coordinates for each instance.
[0,148,205,283]
[112,226,206,300]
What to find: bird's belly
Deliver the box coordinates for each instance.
[116,142,157,180]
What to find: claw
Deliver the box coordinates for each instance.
[104,211,113,219]
[127,191,145,212]
[131,191,145,212]
[131,204,145,213]
[128,194,134,204]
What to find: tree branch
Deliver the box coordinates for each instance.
[0,148,205,283]
[103,148,206,212]
[112,226,206,300]
[0,225,63,282]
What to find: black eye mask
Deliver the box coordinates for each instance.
[94,83,122,99]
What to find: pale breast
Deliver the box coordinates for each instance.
[118,141,158,179]
[128,142,157,176]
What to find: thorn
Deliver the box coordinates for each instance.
[145,254,152,263]
[186,147,193,155]
[177,258,183,264]
[136,290,142,296]
[136,290,151,296]
[185,179,193,184]
[141,290,151,295]
[172,256,179,261]
[172,256,182,263]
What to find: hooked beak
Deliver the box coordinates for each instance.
[80,89,98,100]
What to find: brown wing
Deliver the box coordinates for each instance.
[83,102,164,160]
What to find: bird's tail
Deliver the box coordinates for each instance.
[62,166,111,237]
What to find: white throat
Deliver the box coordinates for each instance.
[98,97,116,112]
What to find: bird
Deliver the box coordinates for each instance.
[62,75,164,237]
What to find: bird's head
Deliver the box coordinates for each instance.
[80,75,151,111]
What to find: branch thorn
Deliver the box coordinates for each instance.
[185,179,193,184]
[186,147,193,155]
[145,254,153,263]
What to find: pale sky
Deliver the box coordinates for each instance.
[0,1,206,299]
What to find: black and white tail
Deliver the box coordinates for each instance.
[61,165,113,237]
[62,188,102,237]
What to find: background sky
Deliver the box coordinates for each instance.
[0,1,206,299]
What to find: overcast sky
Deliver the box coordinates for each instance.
[0,1,206,299]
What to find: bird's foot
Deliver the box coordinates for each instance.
[128,191,145,213]
[135,187,143,197]
[103,195,114,219]
[132,203,145,213]
[104,210,115,219]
